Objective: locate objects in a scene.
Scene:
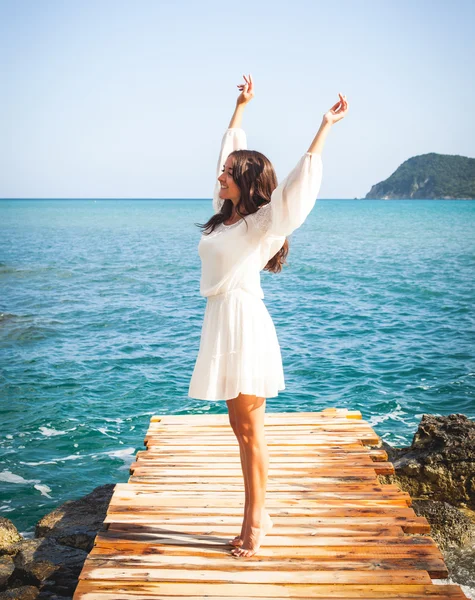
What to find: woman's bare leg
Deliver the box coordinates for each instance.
[226,398,249,545]
[230,393,273,558]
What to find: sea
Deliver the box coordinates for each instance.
[1,199,474,593]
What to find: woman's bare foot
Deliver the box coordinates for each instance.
[231,509,273,558]
[228,508,272,546]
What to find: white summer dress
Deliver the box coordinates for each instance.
[188,127,323,401]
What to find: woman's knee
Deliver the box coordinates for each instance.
[232,394,266,439]
[226,399,239,435]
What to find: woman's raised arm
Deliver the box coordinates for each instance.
[260,93,349,237]
[212,75,254,213]
[228,74,254,127]
[307,93,349,154]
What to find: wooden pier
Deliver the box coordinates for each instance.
[73,407,468,599]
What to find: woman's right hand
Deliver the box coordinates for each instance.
[323,93,349,126]
[236,74,254,106]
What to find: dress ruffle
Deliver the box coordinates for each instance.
[188,288,285,401]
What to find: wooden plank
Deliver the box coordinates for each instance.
[115,482,405,492]
[128,466,393,478]
[73,581,468,599]
[126,478,384,489]
[145,425,377,433]
[94,530,438,548]
[129,463,395,475]
[74,581,467,600]
[78,563,433,584]
[137,449,389,460]
[110,495,412,508]
[138,447,388,455]
[101,526,408,539]
[120,482,408,494]
[133,453,385,463]
[136,451,392,461]
[144,435,382,445]
[84,549,449,579]
[105,506,421,518]
[103,513,430,533]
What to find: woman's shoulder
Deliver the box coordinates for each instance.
[248,202,272,235]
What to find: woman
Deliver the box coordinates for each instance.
[188,74,348,558]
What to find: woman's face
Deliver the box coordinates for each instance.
[218,156,241,205]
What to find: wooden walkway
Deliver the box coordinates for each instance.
[74,407,468,599]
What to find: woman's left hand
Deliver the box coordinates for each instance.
[236,74,254,106]
[323,93,349,125]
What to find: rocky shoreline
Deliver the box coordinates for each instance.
[1,413,474,599]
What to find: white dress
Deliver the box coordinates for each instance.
[188,127,323,401]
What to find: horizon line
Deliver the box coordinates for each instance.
[1,197,474,201]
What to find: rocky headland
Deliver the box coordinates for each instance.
[365,153,475,199]
[0,413,474,599]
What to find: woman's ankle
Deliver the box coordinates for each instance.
[248,505,267,526]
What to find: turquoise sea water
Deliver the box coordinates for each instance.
[1,199,474,535]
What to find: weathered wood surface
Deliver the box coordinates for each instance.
[73,407,468,599]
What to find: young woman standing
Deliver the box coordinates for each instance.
[189,74,349,557]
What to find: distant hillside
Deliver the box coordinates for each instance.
[365,153,475,199]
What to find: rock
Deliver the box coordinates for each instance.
[0,586,39,600]
[379,413,475,508]
[12,538,86,597]
[35,484,115,552]
[378,414,475,588]
[0,484,114,598]
[442,545,475,591]
[0,519,23,556]
[0,555,15,590]
[411,499,475,551]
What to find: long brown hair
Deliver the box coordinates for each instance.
[195,149,289,273]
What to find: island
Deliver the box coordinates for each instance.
[365,152,475,199]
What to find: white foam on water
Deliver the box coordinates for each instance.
[0,470,40,485]
[0,500,13,512]
[34,484,53,498]
[20,530,35,539]
[0,470,54,499]
[20,453,82,466]
[368,413,391,426]
[20,460,57,466]
[97,427,118,439]
[106,448,135,460]
[368,402,407,427]
[39,426,67,437]
[91,447,136,470]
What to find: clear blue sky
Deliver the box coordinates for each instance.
[1,0,474,199]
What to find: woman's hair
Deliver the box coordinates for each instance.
[195,149,289,273]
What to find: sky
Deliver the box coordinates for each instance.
[1,0,474,199]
